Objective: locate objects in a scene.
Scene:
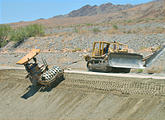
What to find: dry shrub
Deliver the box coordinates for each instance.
[152,27,165,33]
[92,28,101,34]
[0,24,12,47]
[74,27,89,34]
[79,29,89,34]
[106,29,121,34]
[10,24,45,42]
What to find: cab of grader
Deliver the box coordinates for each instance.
[16,49,64,87]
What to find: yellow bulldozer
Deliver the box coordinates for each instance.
[85,41,165,73]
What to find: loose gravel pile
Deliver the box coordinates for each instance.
[6,33,165,51]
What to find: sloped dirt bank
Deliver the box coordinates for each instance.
[0,69,165,120]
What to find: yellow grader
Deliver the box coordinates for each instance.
[85,41,165,73]
[16,49,64,87]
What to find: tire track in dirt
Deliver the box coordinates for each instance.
[1,69,165,120]
[62,73,165,96]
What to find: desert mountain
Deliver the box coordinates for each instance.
[10,0,165,27]
[67,3,133,17]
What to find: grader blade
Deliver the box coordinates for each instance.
[108,53,144,69]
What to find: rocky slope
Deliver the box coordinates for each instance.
[0,31,165,73]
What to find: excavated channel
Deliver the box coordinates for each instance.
[0,69,165,120]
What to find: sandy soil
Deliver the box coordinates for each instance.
[0,69,165,120]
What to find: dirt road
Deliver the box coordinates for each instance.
[0,65,165,79]
[0,69,165,120]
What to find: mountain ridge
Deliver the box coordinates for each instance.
[9,0,165,27]
[67,3,134,17]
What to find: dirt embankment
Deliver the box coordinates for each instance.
[0,69,165,120]
[1,33,165,73]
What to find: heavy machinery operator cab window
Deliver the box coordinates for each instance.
[103,44,109,55]
[94,43,100,56]
[92,42,110,57]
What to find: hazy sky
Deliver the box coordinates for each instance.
[1,0,153,24]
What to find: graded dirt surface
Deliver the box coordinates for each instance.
[1,69,165,120]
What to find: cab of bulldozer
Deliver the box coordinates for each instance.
[92,41,128,57]
[92,41,111,57]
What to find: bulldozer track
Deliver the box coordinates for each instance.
[60,73,165,96]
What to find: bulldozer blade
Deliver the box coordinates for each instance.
[144,45,165,67]
[108,53,144,69]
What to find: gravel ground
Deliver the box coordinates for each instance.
[4,33,164,51]
[1,34,165,72]
[0,23,165,73]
